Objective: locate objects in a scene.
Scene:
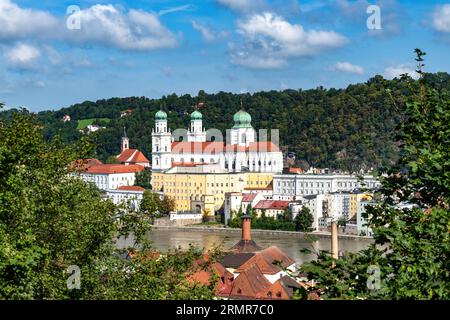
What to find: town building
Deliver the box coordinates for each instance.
[224,192,266,224]
[152,164,277,216]
[253,200,290,219]
[116,128,150,167]
[356,200,375,236]
[151,109,283,173]
[106,185,145,211]
[79,164,144,190]
[273,174,380,200]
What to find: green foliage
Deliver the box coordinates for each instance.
[76,118,110,130]
[140,190,162,218]
[106,155,120,164]
[0,110,216,299]
[159,195,176,215]
[300,50,450,300]
[5,74,450,169]
[134,169,152,189]
[228,206,296,231]
[294,207,314,232]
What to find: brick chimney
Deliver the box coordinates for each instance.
[242,214,252,241]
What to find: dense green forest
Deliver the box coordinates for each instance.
[2,72,450,171]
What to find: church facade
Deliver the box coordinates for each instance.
[151,109,283,173]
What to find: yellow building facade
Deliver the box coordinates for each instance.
[350,193,373,220]
[152,170,275,216]
[245,172,274,189]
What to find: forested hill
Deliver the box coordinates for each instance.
[2,72,450,172]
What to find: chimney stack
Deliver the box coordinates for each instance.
[242,214,251,241]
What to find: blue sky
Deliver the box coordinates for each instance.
[1,0,450,111]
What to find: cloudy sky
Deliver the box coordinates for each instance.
[1,0,450,111]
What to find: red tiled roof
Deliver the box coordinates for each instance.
[117,149,150,164]
[235,246,295,275]
[259,246,296,269]
[171,141,280,154]
[253,200,290,210]
[117,186,145,191]
[86,164,144,174]
[289,167,304,174]
[188,262,234,296]
[171,162,207,167]
[242,193,257,202]
[70,158,103,171]
[256,277,299,300]
[236,253,280,275]
[228,264,272,299]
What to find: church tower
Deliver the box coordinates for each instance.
[121,127,129,152]
[187,110,206,142]
[151,110,172,171]
[230,110,255,147]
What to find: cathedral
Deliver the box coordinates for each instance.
[151,109,283,173]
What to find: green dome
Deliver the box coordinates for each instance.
[155,110,167,120]
[191,110,202,120]
[233,110,252,128]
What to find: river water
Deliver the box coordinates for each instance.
[145,228,372,264]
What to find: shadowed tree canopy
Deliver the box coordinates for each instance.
[0,109,217,300]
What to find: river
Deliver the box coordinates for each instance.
[141,228,373,264]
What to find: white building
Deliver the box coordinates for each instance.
[242,187,273,200]
[224,192,266,225]
[151,109,283,173]
[357,201,374,236]
[273,174,380,200]
[106,186,145,211]
[79,164,144,191]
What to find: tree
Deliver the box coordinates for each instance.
[294,207,314,232]
[159,195,175,215]
[106,155,120,164]
[229,207,243,228]
[135,169,152,189]
[0,110,217,299]
[140,190,162,218]
[283,208,293,222]
[300,49,450,300]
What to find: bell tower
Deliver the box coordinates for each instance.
[151,110,172,171]
[121,127,129,152]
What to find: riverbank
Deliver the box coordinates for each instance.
[151,225,373,241]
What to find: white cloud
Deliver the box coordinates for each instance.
[191,21,228,42]
[432,4,450,33]
[216,0,267,13]
[5,43,41,69]
[0,0,59,40]
[66,5,178,50]
[231,53,286,69]
[159,4,194,16]
[191,21,216,42]
[0,1,178,51]
[232,12,347,69]
[384,64,419,80]
[332,61,364,74]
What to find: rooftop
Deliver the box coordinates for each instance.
[86,164,145,174]
[253,200,290,210]
[117,185,145,192]
[117,148,150,164]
